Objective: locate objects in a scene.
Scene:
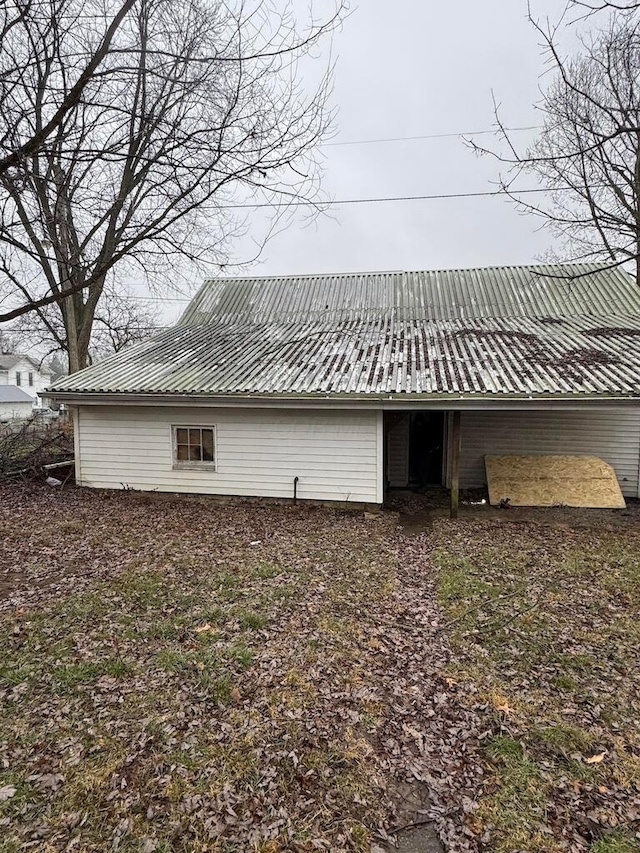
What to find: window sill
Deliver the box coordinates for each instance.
[172,462,217,471]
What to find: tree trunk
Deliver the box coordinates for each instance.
[60,274,106,372]
[635,146,640,290]
[75,277,106,371]
[64,294,81,374]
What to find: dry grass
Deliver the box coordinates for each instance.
[0,484,480,853]
[434,514,640,853]
[5,484,636,852]
[0,488,398,852]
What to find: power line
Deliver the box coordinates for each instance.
[128,296,189,302]
[17,326,172,332]
[78,180,556,305]
[3,183,558,308]
[321,125,542,147]
[68,185,564,303]
[224,184,554,210]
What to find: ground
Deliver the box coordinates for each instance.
[427,505,640,853]
[0,485,639,853]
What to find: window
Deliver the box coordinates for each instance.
[15,371,21,386]
[172,426,216,468]
[28,372,34,387]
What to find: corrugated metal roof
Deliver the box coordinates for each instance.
[51,315,640,398]
[0,385,33,403]
[179,264,640,325]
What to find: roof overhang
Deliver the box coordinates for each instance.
[47,390,640,412]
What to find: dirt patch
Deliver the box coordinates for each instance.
[377,780,444,852]
[0,569,25,603]
[392,826,445,853]
[390,488,640,535]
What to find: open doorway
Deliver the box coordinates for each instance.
[384,411,445,490]
[408,411,445,487]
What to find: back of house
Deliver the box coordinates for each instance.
[48,263,640,504]
[0,353,53,409]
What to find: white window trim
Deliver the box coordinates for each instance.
[171,424,217,470]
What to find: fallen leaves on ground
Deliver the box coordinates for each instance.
[433,510,640,853]
[0,484,483,853]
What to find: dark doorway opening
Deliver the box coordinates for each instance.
[408,411,444,488]
[384,411,445,492]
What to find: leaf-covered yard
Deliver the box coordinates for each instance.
[435,511,640,853]
[0,485,479,853]
[0,485,639,853]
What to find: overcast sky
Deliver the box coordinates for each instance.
[159,0,579,323]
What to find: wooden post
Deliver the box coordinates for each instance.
[450,410,461,519]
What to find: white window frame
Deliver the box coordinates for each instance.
[171,424,217,470]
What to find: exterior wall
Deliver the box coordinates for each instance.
[386,415,410,487]
[0,400,33,421]
[0,360,51,404]
[459,409,640,498]
[76,405,382,503]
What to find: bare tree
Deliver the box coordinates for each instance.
[0,0,137,175]
[0,327,17,354]
[89,292,161,360]
[570,1,640,13]
[0,0,342,371]
[478,15,640,285]
[9,286,161,366]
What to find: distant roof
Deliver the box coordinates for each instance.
[50,314,640,399]
[179,264,640,326]
[0,385,33,403]
[0,353,50,373]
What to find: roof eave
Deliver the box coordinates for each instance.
[46,389,640,411]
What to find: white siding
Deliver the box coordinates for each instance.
[0,400,32,421]
[386,415,410,487]
[2,359,51,403]
[459,409,640,498]
[77,405,381,503]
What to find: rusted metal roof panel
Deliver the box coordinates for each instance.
[179,264,640,325]
[52,315,640,398]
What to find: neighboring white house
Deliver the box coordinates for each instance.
[0,385,34,422]
[0,353,53,408]
[48,263,640,505]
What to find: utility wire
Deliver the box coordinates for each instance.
[224,184,552,210]
[3,182,558,308]
[321,125,541,147]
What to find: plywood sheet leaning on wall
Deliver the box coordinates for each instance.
[484,455,626,509]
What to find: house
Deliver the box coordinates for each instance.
[47,263,640,506]
[0,385,35,422]
[0,353,53,408]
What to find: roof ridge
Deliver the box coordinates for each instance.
[201,261,620,284]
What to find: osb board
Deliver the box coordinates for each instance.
[484,454,626,508]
